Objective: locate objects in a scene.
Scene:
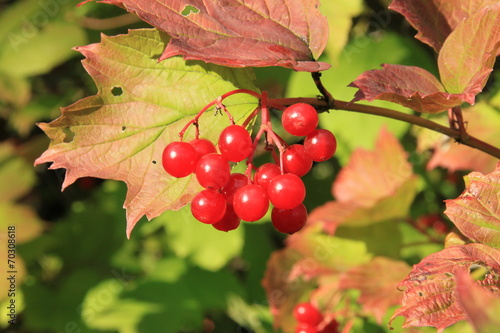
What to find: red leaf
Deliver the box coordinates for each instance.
[455,270,500,332]
[389,0,499,52]
[349,64,472,113]
[94,0,330,72]
[438,3,500,96]
[35,29,258,237]
[338,257,412,323]
[390,243,500,332]
[445,163,500,248]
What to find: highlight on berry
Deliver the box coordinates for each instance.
[161,90,337,234]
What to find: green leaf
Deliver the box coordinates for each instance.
[445,163,500,248]
[286,32,436,164]
[35,28,259,237]
[0,142,36,202]
[438,4,500,96]
[158,205,245,271]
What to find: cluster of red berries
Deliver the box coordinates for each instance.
[161,99,337,233]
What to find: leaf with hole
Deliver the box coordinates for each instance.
[35,29,258,237]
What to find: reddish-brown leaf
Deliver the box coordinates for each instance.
[445,163,500,248]
[338,257,412,323]
[390,243,500,332]
[93,0,330,72]
[389,0,499,52]
[438,3,500,95]
[349,64,473,113]
[455,270,500,333]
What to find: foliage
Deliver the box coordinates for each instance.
[0,0,499,332]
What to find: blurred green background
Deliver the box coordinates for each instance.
[1,0,497,332]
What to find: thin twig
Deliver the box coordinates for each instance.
[268,97,500,159]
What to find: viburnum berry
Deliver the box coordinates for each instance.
[191,188,226,224]
[282,103,319,136]
[271,203,308,234]
[212,204,241,232]
[233,184,269,222]
[162,141,197,178]
[293,302,323,327]
[190,138,217,160]
[295,323,318,333]
[283,144,313,177]
[268,173,305,209]
[221,173,249,204]
[218,124,253,162]
[304,129,337,162]
[254,163,281,190]
[195,153,231,189]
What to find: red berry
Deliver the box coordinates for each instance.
[271,203,308,234]
[295,323,318,333]
[190,138,217,160]
[218,125,253,162]
[293,302,323,327]
[304,129,337,162]
[268,173,305,209]
[233,184,269,221]
[282,103,319,136]
[195,153,230,189]
[318,319,339,333]
[212,204,241,232]
[191,189,226,224]
[162,141,197,178]
[221,173,249,204]
[254,163,281,190]
[283,144,313,177]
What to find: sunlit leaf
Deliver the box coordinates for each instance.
[389,0,498,52]
[445,163,500,248]
[438,4,500,95]
[92,0,330,71]
[390,243,500,332]
[35,29,258,237]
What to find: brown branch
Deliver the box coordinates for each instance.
[269,97,500,159]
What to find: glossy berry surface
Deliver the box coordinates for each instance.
[218,125,253,162]
[304,129,337,162]
[254,163,281,190]
[283,144,313,177]
[190,138,217,160]
[268,173,305,209]
[212,204,241,231]
[233,184,269,221]
[271,203,308,234]
[282,103,319,136]
[162,141,197,178]
[195,153,231,189]
[191,189,226,224]
[293,302,323,327]
[221,173,249,204]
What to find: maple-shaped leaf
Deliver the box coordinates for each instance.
[390,243,500,332]
[389,0,499,52]
[444,163,500,248]
[338,257,412,323]
[455,270,500,333]
[438,3,500,95]
[348,64,470,113]
[92,0,330,72]
[35,29,258,237]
